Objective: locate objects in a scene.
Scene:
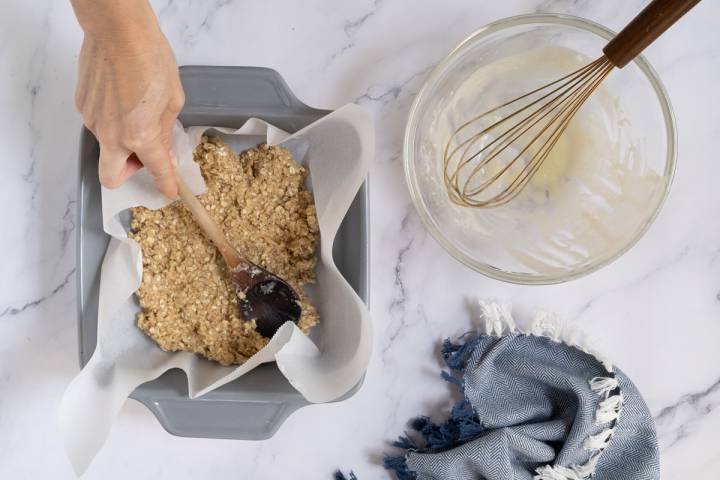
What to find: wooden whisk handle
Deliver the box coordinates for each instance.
[603,0,701,68]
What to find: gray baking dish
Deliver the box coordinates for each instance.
[76,66,369,439]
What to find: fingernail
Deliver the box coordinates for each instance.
[169,150,178,167]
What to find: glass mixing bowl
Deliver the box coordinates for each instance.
[404,14,676,284]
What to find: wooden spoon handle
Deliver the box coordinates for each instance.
[603,0,701,68]
[175,174,242,268]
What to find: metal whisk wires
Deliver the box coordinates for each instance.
[443,55,615,208]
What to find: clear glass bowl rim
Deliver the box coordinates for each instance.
[403,13,677,285]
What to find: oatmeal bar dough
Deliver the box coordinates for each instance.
[130,137,320,366]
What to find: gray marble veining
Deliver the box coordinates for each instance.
[0,0,718,478]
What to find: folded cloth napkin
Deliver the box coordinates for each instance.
[382,302,660,480]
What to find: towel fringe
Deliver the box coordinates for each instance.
[479,300,516,336]
[595,393,624,425]
[474,301,624,480]
[535,465,583,480]
[570,453,600,477]
[535,453,600,480]
[590,376,619,397]
[583,428,615,451]
[530,310,563,341]
[478,301,614,372]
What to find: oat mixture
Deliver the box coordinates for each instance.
[129,137,320,365]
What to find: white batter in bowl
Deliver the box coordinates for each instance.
[405,14,676,284]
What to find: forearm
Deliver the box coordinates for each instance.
[70,0,161,44]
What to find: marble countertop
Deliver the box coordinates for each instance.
[1,0,719,478]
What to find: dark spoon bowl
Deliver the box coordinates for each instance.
[231,267,302,338]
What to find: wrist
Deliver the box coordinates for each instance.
[72,0,162,47]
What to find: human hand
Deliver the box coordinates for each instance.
[73,2,184,198]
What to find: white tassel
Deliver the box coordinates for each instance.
[530,311,562,341]
[559,324,584,349]
[535,453,602,480]
[589,376,619,397]
[497,302,515,332]
[571,453,601,477]
[475,302,615,372]
[583,428,615,451]
[534,465,582,480]
[595,394,624,425]
[479,300,515,336]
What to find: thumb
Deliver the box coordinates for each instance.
[134,134,178,199]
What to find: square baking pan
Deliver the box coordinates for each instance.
[76,66,369,439]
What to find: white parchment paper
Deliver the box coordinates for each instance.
[59,105,373,476]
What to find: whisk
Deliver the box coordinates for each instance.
[444,0,700,209]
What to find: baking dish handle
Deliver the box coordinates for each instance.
[178,66,330,133]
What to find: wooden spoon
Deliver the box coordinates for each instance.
[175,174,302,338]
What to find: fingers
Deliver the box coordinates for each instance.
[96,116,179,198]
[98,141,176,198]
[133,135,178,199]
[87,88,184,197]
[98,145,140,188]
